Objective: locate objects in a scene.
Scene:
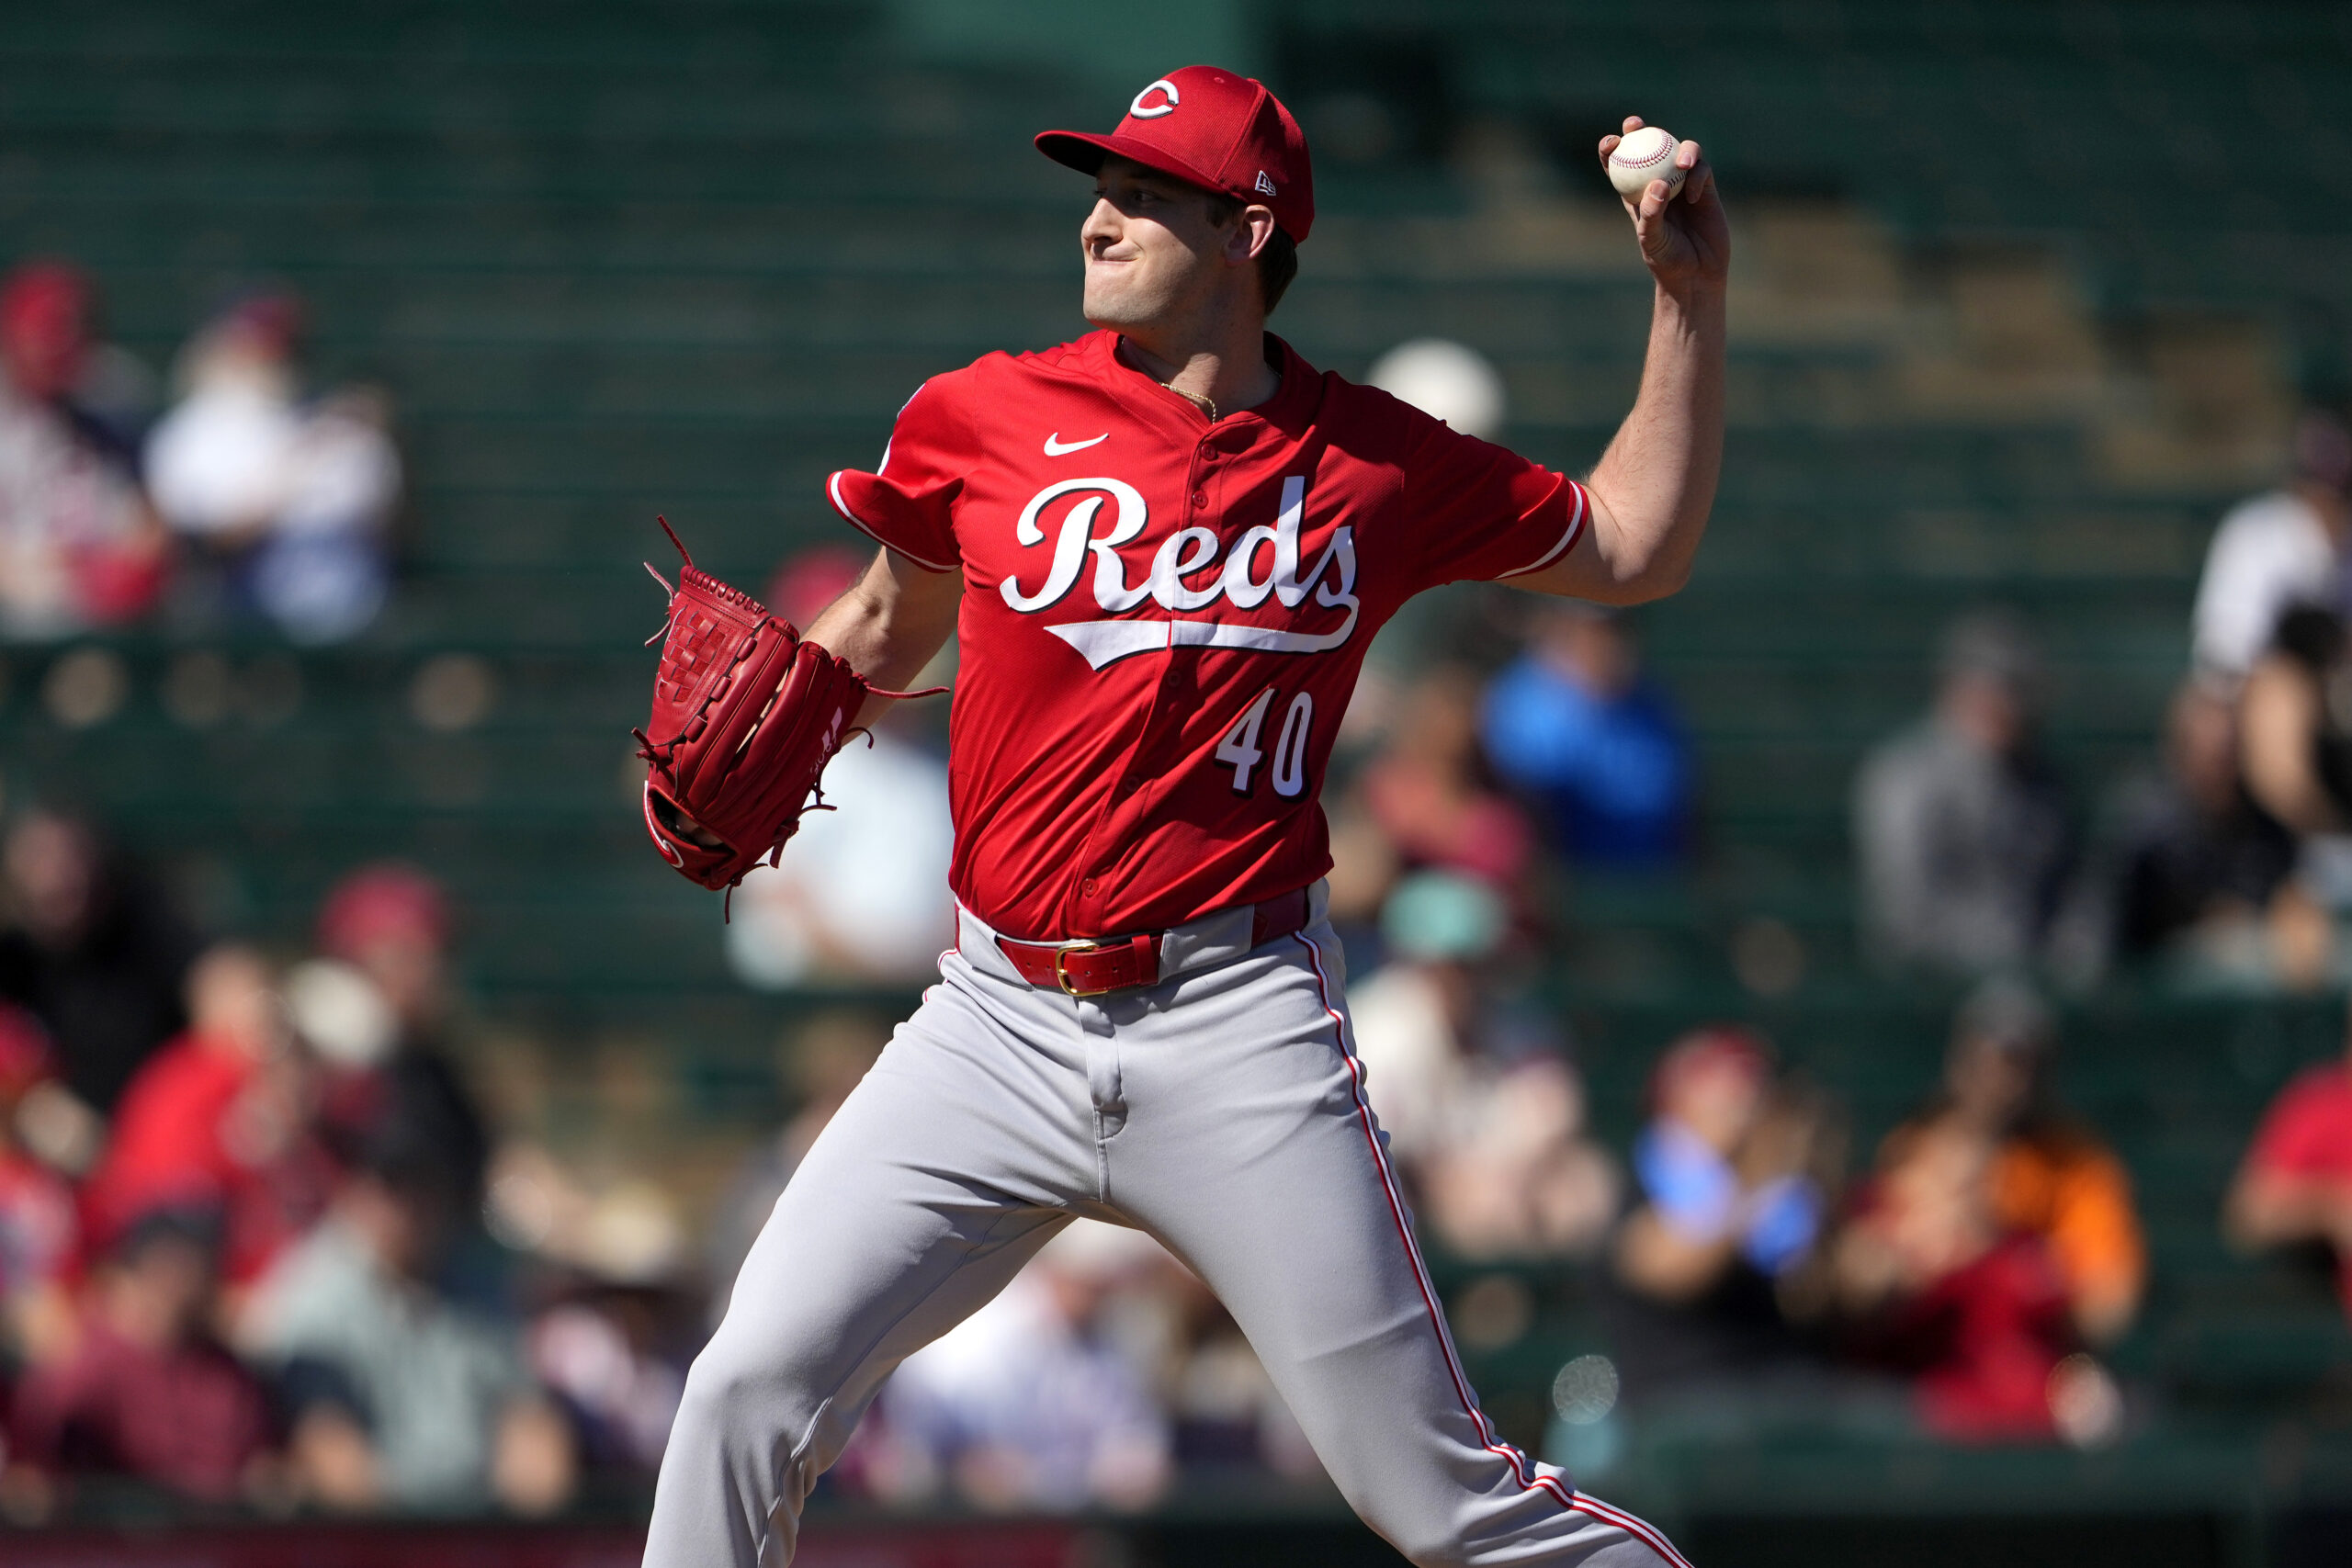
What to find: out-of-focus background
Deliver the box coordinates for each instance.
[3,2,2352,1564]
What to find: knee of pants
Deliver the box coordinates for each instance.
[1385,1530,1475,1568]
[674,1337,823,1456]
[1351,1498,1475,1568]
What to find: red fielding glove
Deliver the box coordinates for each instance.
[634,517,942,896]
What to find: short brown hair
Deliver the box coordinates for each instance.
[1204,193,1300,317]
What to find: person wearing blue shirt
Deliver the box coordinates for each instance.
[1480,604,1692,867]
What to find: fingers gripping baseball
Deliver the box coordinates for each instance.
[1600,115,1729,293]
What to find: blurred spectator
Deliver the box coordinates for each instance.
[0,259,156,453]
[2086,682,2299,973]
[1146,1263,1320,1486]
[8,1208,277,1506]
[1481,604,1691,869]
[2234,604,2352,982]
[144,293,400,642]
[0,260,169,637]
[0,808,200,1115]
[242,1110,575,1515]
[85,944,336,1293]
[1832,1117,2095,1443]
[2225,993,2352,1318]
[725,713,955,987]
[704,1010,888,1325]
[526,1284,688,1476]
[1855,610,2075,976]
[2190,408,2352,690]
[1329,665,1535,923]
[868,1219,1171,1513]
[1892,980,2145,1343]
[2235,602,2352,943]
[1607,1027,1830,1404]
[1343,873,1510,1169]
[309,863,492,1213]
[0,1006,78,1366]
[1349,872,1616,1258]
[727,547,954,989]
[2238,604,2352,840]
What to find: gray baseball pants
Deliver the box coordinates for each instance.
[643,886,1689,1568]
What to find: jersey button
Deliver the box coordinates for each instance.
[1192,488,1207,509]
[1081,877,1098,896]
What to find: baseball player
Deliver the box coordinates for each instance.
[639,65,1724,1568]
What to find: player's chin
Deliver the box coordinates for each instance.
[1081,291,1148,333]
[1082,274,1151,331]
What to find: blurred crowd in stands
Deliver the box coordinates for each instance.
[1856,407,2352,995]
[0,258,401,647]
[5,337,2352,1525]
[0,828,577,1517]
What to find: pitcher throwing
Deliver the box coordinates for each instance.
[640,65,1724,1568]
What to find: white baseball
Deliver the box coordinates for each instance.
[1607,125,1686,201]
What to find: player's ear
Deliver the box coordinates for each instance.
[1232,204,1277,265]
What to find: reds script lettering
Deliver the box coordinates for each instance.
[1001,472,1360,670]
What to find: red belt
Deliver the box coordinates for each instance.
[994,886,1312,998]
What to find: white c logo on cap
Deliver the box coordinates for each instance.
[1129,78,1180,118]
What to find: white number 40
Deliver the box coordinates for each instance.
[1217,687,1313,799]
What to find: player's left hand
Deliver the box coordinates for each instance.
[1600,117,1729,297]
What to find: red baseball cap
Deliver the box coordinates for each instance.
[317,862,451,959]
[0,261,93,400]
[1036,65,1315,243]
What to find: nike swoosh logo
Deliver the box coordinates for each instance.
[1044,432,1108,456]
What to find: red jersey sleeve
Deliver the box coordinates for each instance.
[826,376,967,572]
[2245,1067,2352,1181]
[1399,412,1589,589]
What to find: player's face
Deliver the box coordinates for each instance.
[1081,158,1238,332]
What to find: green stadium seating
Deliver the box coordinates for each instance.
[4,0,2351,1531]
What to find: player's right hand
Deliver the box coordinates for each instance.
[1600,116,1729,298]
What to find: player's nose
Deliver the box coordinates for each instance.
[1080,197,1122,250]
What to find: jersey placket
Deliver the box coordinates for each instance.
[1057,423,1243,935]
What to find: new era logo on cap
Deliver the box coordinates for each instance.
[1035,64,1316,243]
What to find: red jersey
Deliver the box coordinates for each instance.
[829,330,1587,941]
[2245,1062,2352,1309]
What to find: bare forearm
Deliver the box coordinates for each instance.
[1614,1204,1738,1302]
[1580,284,1726,601]
[1519,120,1730,605]
[2226,1173,2352,1252]
[806,547,962,722]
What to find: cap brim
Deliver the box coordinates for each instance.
[1035,130,1230,201]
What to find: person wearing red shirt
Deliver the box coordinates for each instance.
[2227,1001,2352,1313]
[82,945,334,1292]
[646,66,1724,1568]
[1836,1116,2082,1442]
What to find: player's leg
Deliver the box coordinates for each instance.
[643,970,1096,1568]
[1102,920,1690,1568]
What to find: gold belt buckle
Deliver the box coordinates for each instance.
[1052,941,1115,998]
